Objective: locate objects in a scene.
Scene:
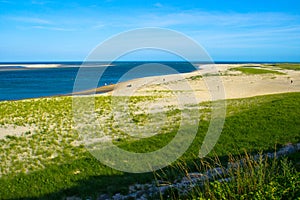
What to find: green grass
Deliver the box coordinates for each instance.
[0,92,299,199]
[230,67,286,75]
[163,154,300,200]
[188,75,203,80]
[239,65,263,68]
[266,63,300,71]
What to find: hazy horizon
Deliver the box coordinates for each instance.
[1,60,300,64]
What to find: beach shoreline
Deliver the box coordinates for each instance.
[91,63,300,102]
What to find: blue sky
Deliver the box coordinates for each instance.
[0,0,300,62]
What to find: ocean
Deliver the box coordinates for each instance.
[0,62,198,101]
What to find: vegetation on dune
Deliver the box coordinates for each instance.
[229,67,286,75]
[162,154,300,200]
[238,65,262,68]
[265,63,300,71]
[188,75,203,80]
[0,92,299,199]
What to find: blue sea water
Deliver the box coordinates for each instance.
[0,62,198,101]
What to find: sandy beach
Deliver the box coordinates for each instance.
[94,64,300,105]
[0,64,62,69]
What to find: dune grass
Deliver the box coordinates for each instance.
[266,63,300,71]
[230,67,285,75]
[161,153,300,200]
[0,92,299,199]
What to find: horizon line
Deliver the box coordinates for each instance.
[0,60,300,64]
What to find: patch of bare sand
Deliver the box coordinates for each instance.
[0,125,35,139]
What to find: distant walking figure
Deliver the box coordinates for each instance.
[291,80,293,84]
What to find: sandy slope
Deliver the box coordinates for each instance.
[105,64,300,104]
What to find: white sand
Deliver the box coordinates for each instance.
[107,64,300,105]
[0,125,35,139]
[0,64,62,69]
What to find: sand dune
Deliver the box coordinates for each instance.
[99,64,300,104]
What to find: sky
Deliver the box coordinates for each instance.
[0,0,300,62]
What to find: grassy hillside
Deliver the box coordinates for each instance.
[0,92,299,199]
[229,66,285,75]
[265,63,300,71]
